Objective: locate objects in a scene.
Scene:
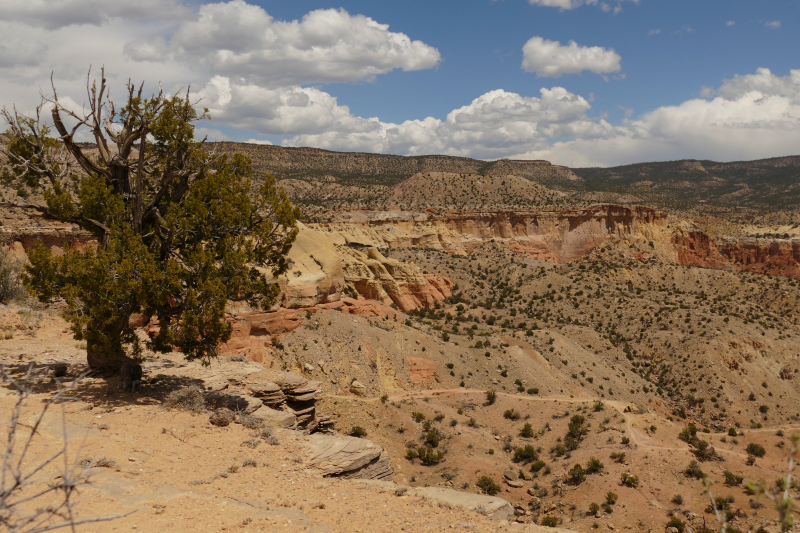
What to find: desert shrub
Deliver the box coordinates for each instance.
[724,470,744,486]
[406,448,419,461]
[665,516,686,533]
[567,464,586,485]
[485,390,497,405]
[685,460,705,479]
[530,460,546,472]
[620,472,640,488]
[552,444,566,457]
[476,476,500,495]
[621,436,631,446]
[411,411,426,422]
[468,417,477,427]
[425,429,442,448]
[527,388,539,395]
[672,494,684,505]
[605,491,618,505]
[589,502,600,514]
[350,426,367,438]
[746,443,766,458]
[503,409,520,421]
[586,457,604,474]
[567,415,588,440]
[520,423,534,438]
[593,400,605,412]
[513,445,538,464]
[242,458,257,468]
[163,386,206,413]
[238,412,265,429]
[728,427,738,437]
[540,516,559,527]
[417,446,444,466]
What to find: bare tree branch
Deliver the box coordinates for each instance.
[1,364,141,532]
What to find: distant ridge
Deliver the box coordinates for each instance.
[209,142,580,186]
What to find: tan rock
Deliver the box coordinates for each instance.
[250,405,297,429]
[303,434,392,481]
[349,380,366,396]
[407,357,437,385]
[273,223,344,309]
[412,486,513,521]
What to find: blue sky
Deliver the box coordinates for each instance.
[0,0,798,166]
[262,0,797,124]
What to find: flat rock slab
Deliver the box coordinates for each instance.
[250,406,297,428]
[412,486,514,521]
[304,434,391,480]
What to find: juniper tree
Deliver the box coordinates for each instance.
[1,69,300,371]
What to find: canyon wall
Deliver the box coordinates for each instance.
[316,205,671,262]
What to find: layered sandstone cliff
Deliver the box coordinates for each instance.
[316,205,671,262]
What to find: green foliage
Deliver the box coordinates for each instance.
[350,426,367,438]
[685,460,705,479]
[567,463,586,485]
[485,390,497,405]
[503,409,520,420]
[678,423,718,461]
[405,448,418,461]
[589,502,600,514]
[476,476,500,495]
[425,428,442,448]
[605,491,618,505]
[747,443,766,458]
[665,517,686,533]
[620,472,640,488]
[513,445,538,464]
[417,445,444,466]
[540,516,559,527]
[6,75,300,369]
[530,459,546,472]
[411,412,426,423]
[520,422,534,438]
[671,494,684,505]
[723,470,744,486]
[586,457,604,474]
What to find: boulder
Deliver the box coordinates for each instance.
[349,380,366,396]
[412,487,513,521]
[250,405,297,429]
[209,408,235,427]
[503,467,518,480]
[303,434,393,481]
[272,372,310,391]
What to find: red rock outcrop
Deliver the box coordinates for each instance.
[407,356,437,385]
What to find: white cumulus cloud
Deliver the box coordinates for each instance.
[717,68,800,104]
[527,0,638,11]
[0,0,191,29]
[162,2,441,86]
[521,37,621,77]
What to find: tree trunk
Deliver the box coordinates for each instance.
[86,340,134,372]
